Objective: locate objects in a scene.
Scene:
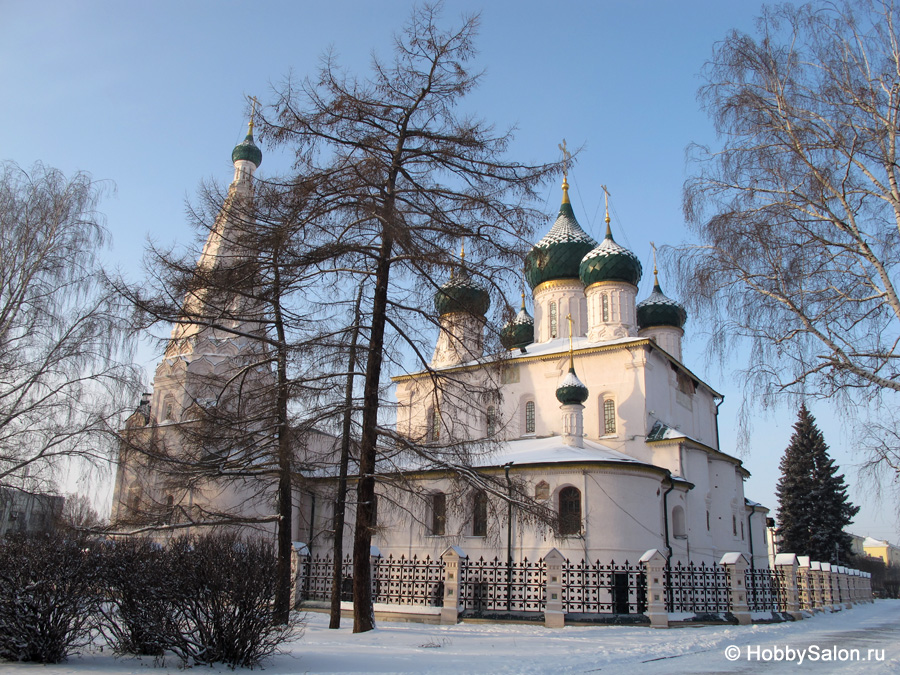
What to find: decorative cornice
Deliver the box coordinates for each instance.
[584,279,638,293]
[533,278,585,294]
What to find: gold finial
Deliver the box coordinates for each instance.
[460,241,465,262]
[601,184,611,235]
[520,291,526,309]
[567,313,575,370]
[248,96,259,135]
[558,139,571,204]
[651,241,659,283]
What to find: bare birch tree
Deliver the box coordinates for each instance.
[0,161,138,496]
[678,0,900,481]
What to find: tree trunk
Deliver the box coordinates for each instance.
[329,283,364,629]
[272,270,294,625]
[352,233,392,633]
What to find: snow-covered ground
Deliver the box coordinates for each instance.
[6,600,899,674]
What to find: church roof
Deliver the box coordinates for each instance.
[579,226,642,288]
[434,266,490,317]
[470,435,647,469]
[524,185,597,290]
[500,303,534,350]
[232,132,262,167]
[556,367,588,405]
[636,278,687,329]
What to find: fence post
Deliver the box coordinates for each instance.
[720,552,751,625]
[639,549,669,628]
[820,562,837,610]
[774,553,802,620]
[440,546,465,625]
[840,565,853,609]
[543,548,566,628]
[807,560,822,610]
[290,541,309,610]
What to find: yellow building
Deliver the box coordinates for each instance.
[863,537,900,566]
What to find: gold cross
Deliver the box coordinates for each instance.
[558,139,571,180]
[601,184,611,225]
[248,95,259,133]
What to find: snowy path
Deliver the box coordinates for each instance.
[4,600,898,674]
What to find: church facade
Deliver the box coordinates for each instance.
[364,176,769,568]
[112,128,771,570]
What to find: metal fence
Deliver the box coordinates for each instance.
[561,559,646,615]
[746,566,785,612]
[458,556,545,615]
[666,561,730,613]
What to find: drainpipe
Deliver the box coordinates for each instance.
[504,461,514,613]
[747,503,758,570]
[662,471,675,610]
[662,472,675,563]
[714,397,724,452]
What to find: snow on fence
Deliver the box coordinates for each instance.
[291,547,873,627]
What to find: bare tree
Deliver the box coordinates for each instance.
[60,493,102,530]
[111,165,355,623]
[0,161,138,496]
[263,4,559,632]
[678,0,900,477]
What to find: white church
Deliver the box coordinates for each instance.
[112,124,772,570]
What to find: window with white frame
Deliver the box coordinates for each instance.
[549,301,558,338]
[524,400,535,434]
[602,398,616,435]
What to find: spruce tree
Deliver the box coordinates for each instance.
[775,405,859,563]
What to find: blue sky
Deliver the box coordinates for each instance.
[2,0,896,541]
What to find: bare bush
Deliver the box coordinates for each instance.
[0,535,101,663]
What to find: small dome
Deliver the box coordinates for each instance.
[500,304,534,350]
[579,226,642,288]
[637,278,687,329]
[434,267,490,317]
[524,190,597,290]
[556,367,589,405]
[232,133,262,168]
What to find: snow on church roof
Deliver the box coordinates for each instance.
[470,435,646,469]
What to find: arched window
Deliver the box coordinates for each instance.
[472,491,488,537]
[524,400,535,434]
[558,486,581,535]
[430,492,447,536]
[164,495,175,524]
[429,405,440,442]
[486,406,497,438]
[601,293,610,322]
[672,505,686,539]
[549,301,558,338]
[602,398,616,435]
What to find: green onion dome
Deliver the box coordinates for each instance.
[500,299,534,350]
[232,132,262,168]
[579,223,642,288]
[556,367,589,405]
[636,276,687,329]
[434,267,490,317]
[524,182,597,290]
